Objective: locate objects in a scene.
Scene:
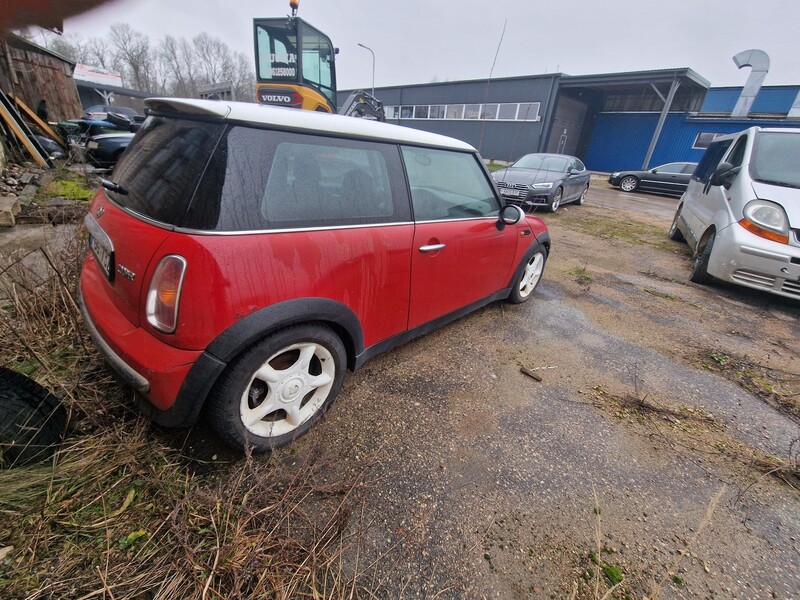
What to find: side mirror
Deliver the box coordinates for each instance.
[499,204,524,227]
[569,168,581,176]
[710,161,738,189]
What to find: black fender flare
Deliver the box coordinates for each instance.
[146,298,364,427]
[507,232,551,290]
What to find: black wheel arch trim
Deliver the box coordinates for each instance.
[152,298,365,427]
[507,232,550,289]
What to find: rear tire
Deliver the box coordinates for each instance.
[690,233,715,284]
[206,324,347,452]
[668,207,685,242]
[576,185,588,205]
[0,367,66,468]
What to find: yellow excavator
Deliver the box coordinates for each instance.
[253,0,384,119]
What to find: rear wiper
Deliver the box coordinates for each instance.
[100,178,129,195]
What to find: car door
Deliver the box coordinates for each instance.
[568,158,589,199]
[682,140,735,247]
[640,163,687,194]
[401,146,518,328]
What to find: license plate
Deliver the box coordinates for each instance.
[89,234,113,280]
[84,213,115,281]
[87,141,99,150]
[501,189,522,198]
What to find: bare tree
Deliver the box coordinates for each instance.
[108,23,154,91]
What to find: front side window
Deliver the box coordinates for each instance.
[401,146,499,221]
[186,128,409,231]
[694,139,734,183]
[726,136,748,168]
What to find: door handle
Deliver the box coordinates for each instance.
[419,243,446,253]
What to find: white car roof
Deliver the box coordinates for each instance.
[144,97,476,152]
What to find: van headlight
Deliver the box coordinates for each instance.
[738,200,790,244]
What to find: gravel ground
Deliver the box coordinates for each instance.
[274,192,800,598]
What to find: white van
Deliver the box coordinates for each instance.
[669,127,800,300]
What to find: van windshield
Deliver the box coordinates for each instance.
[107,116,224,225]
[751,132,800,190]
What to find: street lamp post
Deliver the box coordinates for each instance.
[357,43,375,97]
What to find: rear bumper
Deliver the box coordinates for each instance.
[708,224,800,299]
[79,263,205,420]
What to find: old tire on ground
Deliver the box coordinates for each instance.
[549,188,563,213]
[668,207,685,242]
[206,324,347,452]
[690,232,715,284]
[0,367,66,468]
[619,176,639,192]
[508,244,548,304]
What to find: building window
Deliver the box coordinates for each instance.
[517,102,540,121]
[693,132,724,150]
[384,102,541,121]
[481,104,499,119]
[464,104,481,119]
[497,103,518,120]
[446,104,464,119]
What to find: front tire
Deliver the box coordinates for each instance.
[619,176,638,192]
[690,233,715,284]
[668,207,685,242]
[206,324,347,452]
[508,244,548,303]
[549,188,563,212]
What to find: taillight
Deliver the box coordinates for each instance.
[146,255,187,333]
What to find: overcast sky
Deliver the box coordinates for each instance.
[63,0,800,90]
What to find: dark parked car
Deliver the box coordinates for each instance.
[86,132,135,169]
[492,153,591,212]
[608,162,697,196]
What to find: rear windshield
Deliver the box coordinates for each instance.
[752,132,800,190]
[107,116,224,224]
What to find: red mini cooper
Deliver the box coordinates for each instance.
[80,98,551,451]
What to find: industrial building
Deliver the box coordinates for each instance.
[339,65,800,172]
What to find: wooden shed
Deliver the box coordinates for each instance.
[0,33,83,122]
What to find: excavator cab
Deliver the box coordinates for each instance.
[253,4,337,112]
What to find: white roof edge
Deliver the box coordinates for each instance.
[143,97,476,152]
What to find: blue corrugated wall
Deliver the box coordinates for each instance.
[585,113,800,172]
[701,86,800,113]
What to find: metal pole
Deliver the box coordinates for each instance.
[641,78,680,170]
[357,43,375,97]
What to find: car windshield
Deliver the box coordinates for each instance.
[512,154,568,172]
[751,132,800,190]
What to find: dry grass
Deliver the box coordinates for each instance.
[0,224,381,599]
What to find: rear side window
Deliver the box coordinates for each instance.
[401,146,499,221]
[109,116,224,224]
[694,139,734,184]
[187,127,410,231]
